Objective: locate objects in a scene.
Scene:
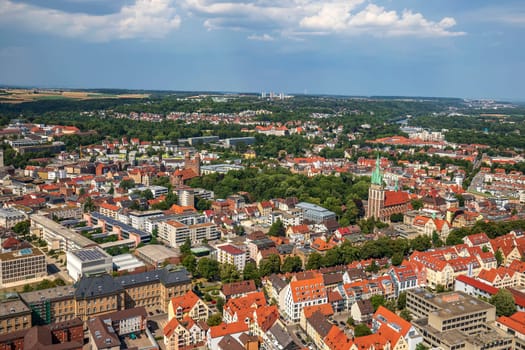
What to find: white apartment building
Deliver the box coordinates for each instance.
[282,274,327,323]
[215,244,246,272]
[158,220,219,247]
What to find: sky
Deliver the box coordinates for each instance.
[0,0,524,100]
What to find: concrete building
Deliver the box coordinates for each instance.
[66,247,113,282]
[407,289,513,350]
[135,245,181,268]
[158,220,219,247]
[223,137,256,148]
[0,208,27,229]
[128,210,164,231]
[200,164,245,175]
[176,186,195,207]
[31,214,96,252]
[215,244,246,272]
[0,247,46,288]
[296,202,336,224]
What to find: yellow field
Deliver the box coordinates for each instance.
[0,88,149,103]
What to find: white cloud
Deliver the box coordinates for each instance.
[247,33,274,41]
[0,0,181,41]
[184,0,465,38]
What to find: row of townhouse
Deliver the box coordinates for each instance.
[409,243,497,289]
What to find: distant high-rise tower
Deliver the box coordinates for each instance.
[366,156,385,220]
[0,150,4,168]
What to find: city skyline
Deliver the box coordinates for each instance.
[0,0,524,100]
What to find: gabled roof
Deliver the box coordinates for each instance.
[324,325,354,350]
[289,275,326,303]
[373,306,412,337]
[224,291,266,321]
[170,290,202,315]
[497,312,525,336]
[255,305,279,332]
[384,190,410,207]
[209,321,249,339]
[302,303,334,319]
[221,280,257,297]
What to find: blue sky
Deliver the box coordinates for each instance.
[0,0,523,100]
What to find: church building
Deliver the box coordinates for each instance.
[366,156,411,222]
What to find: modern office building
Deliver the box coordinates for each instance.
[296,202,336,224]
[0,247,46,288]
[223,137,256,148]
[30,214,96,252]
[66,247,113,282]
[407,289,513,350]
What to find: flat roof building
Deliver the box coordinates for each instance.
[0,247,46,288]
[66,247,113,282]
[296,202,336,224]
[0,207,27,228]
[135,244,181,268]
[31,214,96,252]
[407,289,513,350]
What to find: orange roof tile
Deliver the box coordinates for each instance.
[209,321,249,338]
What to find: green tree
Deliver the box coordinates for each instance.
[207,313,223,326]
[415,343,429,350]
[490,289,516,317]
[281,256,303,273]
[391,252,404,266]
[397,291,407,310]
[180,237,192,256]
[268,219,286,237]
[259,254,281,277]
[411,235,432,252]
[432,231,444,248]
[365,260,380,273]
[411,199,424,210]
[390,213,403,223]
[354,323,372,337]
[495,250,504,267]
[400,309,412,321]
[216,297,225,313]
[13,220,30,236]
[370,295,386,311]
[83,197,95,213]
[306,252,323,270]
[243,261,260,285]
[197,258,220,281]
[182,254,197,275]
[220,263,241,283]
[120,179,135,191]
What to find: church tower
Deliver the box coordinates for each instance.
[366,155,385,219]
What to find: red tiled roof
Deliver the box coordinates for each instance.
[218,244,244,256]
[209,321,249,338]
[384,190,410,207]
[497,312,525,336]
[455,275,498,295]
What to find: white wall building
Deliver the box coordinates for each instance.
[66,246,113,281]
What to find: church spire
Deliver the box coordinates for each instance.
[371,155,383,186]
